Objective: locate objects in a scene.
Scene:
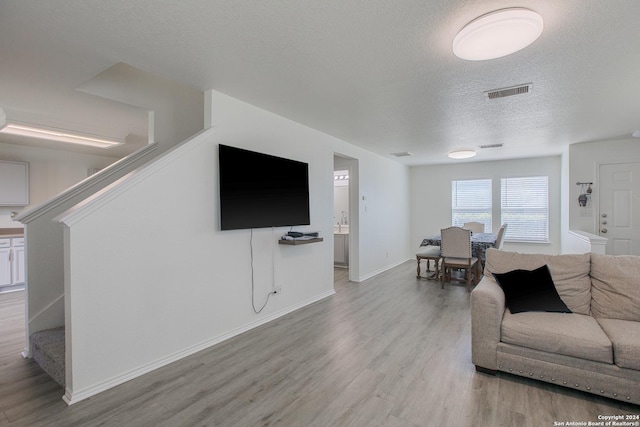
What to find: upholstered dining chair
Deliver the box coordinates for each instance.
[416,245,441,280]
[494,223,508,249]
[440,226,479,291]
[462,221,484,234]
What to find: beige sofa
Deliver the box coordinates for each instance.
[471,248,640,405]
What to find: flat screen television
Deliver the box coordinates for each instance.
[218,144,310,230]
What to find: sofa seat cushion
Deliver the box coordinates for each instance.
[597,318,640,370]
[590,253,640,322]
[484,249,592,315]
[501,310,613,364]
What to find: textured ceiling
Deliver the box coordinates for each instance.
[1,1,639,164]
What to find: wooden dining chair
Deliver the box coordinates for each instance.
[494,223,508,249]
[462,221,484,234]
[416,245,441,280]
[440,226,479,291]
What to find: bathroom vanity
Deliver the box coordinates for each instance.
[334,225,349,267]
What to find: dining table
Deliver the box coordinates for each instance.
[420,232,498,266]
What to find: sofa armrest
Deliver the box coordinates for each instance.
[470,276,506,371]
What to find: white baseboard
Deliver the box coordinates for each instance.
[354,258,412,282]
[62,289,336,405]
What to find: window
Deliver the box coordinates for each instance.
[451,179,492,232]
[501,176,549,242]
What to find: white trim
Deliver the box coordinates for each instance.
[354,258,411,282]
[62,288,335,406]
[16,143,159,224]
[568,230,607,245]
[56,128,213,227]
[504,239,550,244]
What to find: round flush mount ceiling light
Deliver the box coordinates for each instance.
[453,8,544,61]
[632,131,640,138]
[448,150,477,159]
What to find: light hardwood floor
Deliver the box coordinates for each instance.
[0,263,637,426]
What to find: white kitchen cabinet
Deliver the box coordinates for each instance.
[0,161,30,206]
[0,237,25,289]
[12,238,25,284]
[0,242,11,286]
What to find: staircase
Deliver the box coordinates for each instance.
[17,144,159,392]
[30,327,65,387]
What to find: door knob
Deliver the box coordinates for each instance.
[600,228,608,233]
[601,213,607,218]
[601,220,607,225]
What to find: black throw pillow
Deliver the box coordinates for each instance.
[493,265,571,314]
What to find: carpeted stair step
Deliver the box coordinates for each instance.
[30,326,65,387]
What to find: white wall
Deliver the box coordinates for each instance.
[354,153,411,277]
[0,142,118,227]
[333,184,349,225]
[77,62,204,151]
[568,138,640,235]
[211,91,412,281]
[57,90,412,403]
[17,144,159,350]
[411,156,562,254]
[333,168,349,225]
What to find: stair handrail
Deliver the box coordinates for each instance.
[16,142,159,224]
[57,128,212,226]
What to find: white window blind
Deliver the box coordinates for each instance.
[501,176,549,242]
[451,179,492,232]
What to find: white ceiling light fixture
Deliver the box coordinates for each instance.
[0,123,124,148]
[448,150,477,159]
[0,110,124,149]
[632,131,640,138]
[453,8,544,61]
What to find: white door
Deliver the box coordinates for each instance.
[599,162,640,255]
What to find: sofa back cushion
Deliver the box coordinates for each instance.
[590,253,640,322]
[484,249,592,315]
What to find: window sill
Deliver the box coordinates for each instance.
[504,240,550,245]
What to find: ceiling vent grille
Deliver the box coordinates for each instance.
[479,143,503,149]
[485,83,532,100]
[390,152,413,157]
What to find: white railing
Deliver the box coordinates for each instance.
[18,143,159,223]
[565,230,608,254]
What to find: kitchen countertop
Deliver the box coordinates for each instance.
[0,228,25,238]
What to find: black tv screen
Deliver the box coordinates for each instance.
[218,144,310,230]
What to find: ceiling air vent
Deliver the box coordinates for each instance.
[391,152,413,157]
[484,83,532,100]
[479,143,504,149]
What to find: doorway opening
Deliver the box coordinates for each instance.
[333,169,349,269]
[333,154,358,283]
